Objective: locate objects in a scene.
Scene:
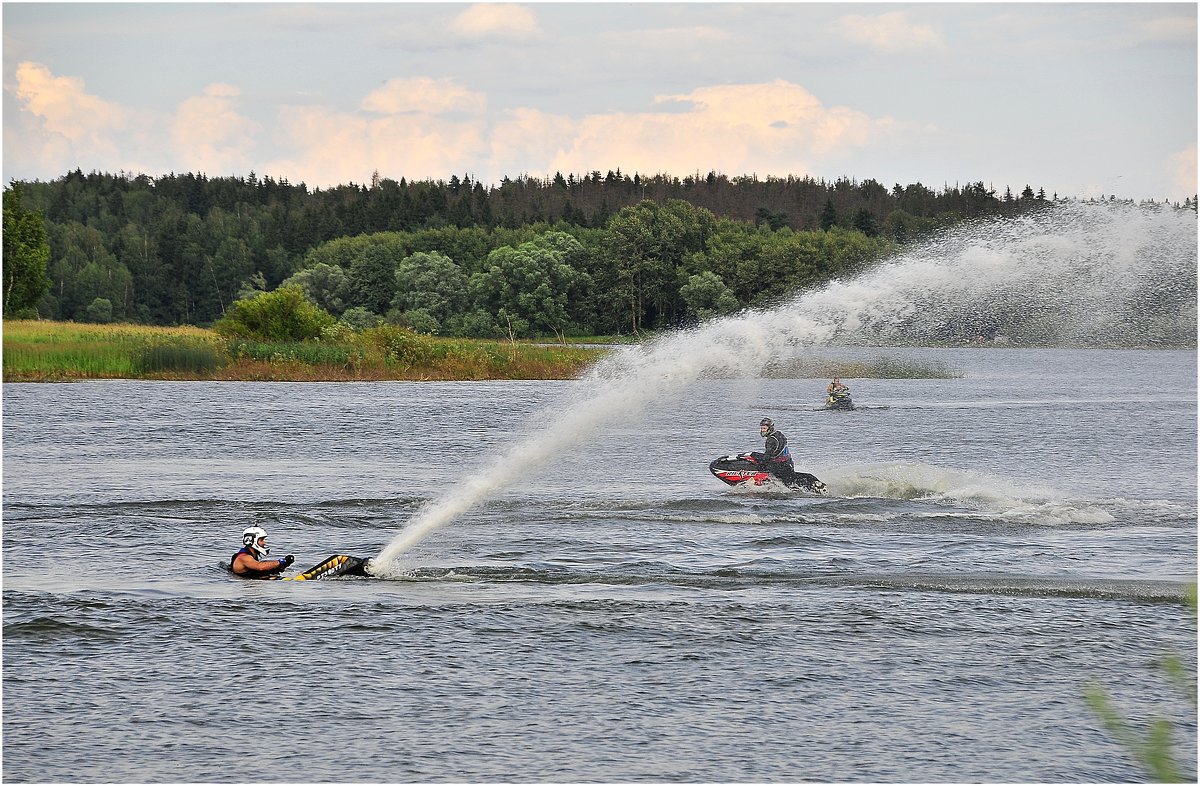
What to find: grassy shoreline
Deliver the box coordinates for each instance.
[2,320,606,382]
[2,320,970,382]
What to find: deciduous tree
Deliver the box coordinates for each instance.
[213,285,336,341]
[3,183,51,317]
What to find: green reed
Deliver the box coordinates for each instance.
[5,321,228,379]
[3,319,605,381]
[1084,584,1196,783]
[133,343,225,375]
[226,339,369,366]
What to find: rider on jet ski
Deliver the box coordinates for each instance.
[750,417,803,487]
[826,378,852,409]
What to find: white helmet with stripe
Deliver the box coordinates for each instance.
[241,526,270,559]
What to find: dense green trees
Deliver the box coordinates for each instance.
[3,184,51,317]
[269,203,893,338]
[283,263,350,315]
[391,251,469,334]
[6,168,1092,336]
[469,233,588,338]
[679,271,739,321]
[604,199,717,331]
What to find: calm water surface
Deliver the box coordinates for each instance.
[3,347,1196,783]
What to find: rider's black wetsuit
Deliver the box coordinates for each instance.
[229,547,287,579]
[752,428,802,487]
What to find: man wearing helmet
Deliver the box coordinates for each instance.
[750,417,802,488]
[231,526,295,578]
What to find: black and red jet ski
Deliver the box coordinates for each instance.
[708,453,827,495]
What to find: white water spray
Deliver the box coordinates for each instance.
[370,201,1196,572]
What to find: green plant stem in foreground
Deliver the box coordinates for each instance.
[1085,681,1192,783]
[1085,584,1197,783]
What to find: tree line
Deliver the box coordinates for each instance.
[4,168,1087,337]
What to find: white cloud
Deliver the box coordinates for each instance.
[1129,15,1197,46]
[662,81,886,154]
[266,76,490,185]
[8,62,257,178]
[534,80,894,178]
[1170,145,1197,199]
[488,107,578,177]
[267,105,487,187]
[261,79,898,188]
[834,11,944,55]
[450,4,540,41]
[171,84,262,176]
[12,61,126,154]
[362,77,486,115]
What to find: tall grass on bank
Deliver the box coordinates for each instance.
[134,344,225,376]
[3,320,604,382]
[219,327,600,381]
[4,320,960,382]
[3,321,225,380]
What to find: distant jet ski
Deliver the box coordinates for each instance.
[285,554,372,580]
[825,389,854,410]
[708,453,827,495]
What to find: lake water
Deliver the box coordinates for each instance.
[2,346,1195,782]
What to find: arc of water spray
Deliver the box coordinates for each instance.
[369,202,1197,573]
[371,320,772,569]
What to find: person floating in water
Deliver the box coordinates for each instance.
[750,417,803,487]
[231,526,294,579]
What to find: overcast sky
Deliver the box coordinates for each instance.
[3,2,1196,201]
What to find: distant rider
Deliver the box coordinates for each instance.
[750,417,801,487]
[231,526,295,579]
[826,377,851,408]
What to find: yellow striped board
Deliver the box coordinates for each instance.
[285,554,370,581]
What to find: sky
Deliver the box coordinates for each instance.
[2,2,1196,202]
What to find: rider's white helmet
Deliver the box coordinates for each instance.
[242,526,270,559]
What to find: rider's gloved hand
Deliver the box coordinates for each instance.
[279,555,295,567]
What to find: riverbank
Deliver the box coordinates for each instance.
[2,320,972,382]
[2,320,606,382]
